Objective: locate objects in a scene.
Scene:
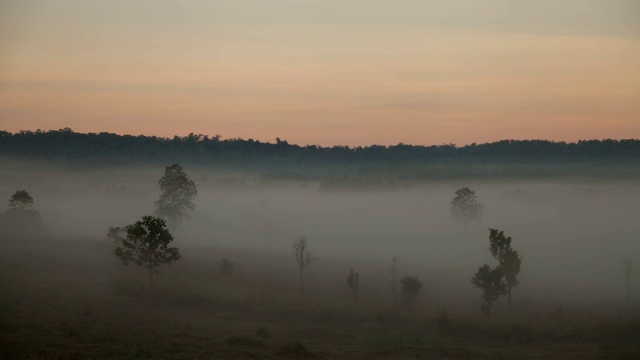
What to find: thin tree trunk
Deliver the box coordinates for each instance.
[299,271,303,299]
[391,274,397,308]
[508,287,512,311]
[482,302,491,318]
[149,267,155,288]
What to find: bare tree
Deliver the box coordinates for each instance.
[293,235,314,298]
[390,256,400,307]
[623,259,633,305]
[346,268,360,303]
[219,258,235,277]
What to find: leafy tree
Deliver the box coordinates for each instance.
[346,268,360,302]
[450,187,484,225]
[471,264,507,317]
[107,225,127,243]
[113,216,181,287]
[154,164,197,227]
[623,259,633,305]
[292,235,314,298]
[8,190,34,212]
[489,229,522,310]
[5,190,47,238]
[400,275,422,309]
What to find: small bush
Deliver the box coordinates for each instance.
[277,342,313,358]
[226,336,264,348]
[504,323,533,344]
[130,346,153,359]
[375,310,403,327]
[256,326,271,338]
[436,309,453,334]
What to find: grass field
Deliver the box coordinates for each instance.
[1,238,639,360]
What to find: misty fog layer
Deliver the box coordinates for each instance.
[2,165,638,309]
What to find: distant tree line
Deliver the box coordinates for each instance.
[1,129,639,167]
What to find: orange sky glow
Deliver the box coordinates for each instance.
[1,0,639,146]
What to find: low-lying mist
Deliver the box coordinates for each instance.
[2,163,638,310]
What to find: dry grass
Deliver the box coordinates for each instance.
[0,238,638,359]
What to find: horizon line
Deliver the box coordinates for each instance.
[3,127,639,149]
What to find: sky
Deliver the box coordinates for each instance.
[1,0,639,146]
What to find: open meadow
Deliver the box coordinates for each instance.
[1,167,639,359]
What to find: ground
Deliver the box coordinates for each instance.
[0,239,638,359]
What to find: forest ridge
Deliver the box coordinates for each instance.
[1,128,639,166]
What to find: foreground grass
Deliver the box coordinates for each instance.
[0,239,638,359]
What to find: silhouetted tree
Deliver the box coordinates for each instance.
[293,235,314,298]
[8,190,34,212]
[623,259,633,305]
[489,229,522,310]
[471,264,507,317]
[219,258,235,277]
[5,190,47,238]
[400,275,422,309]
[113,216,181,287]
[346,268,360,302]
[450,187,484,225]
[154,164,197,227]
[390,256,400,307]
